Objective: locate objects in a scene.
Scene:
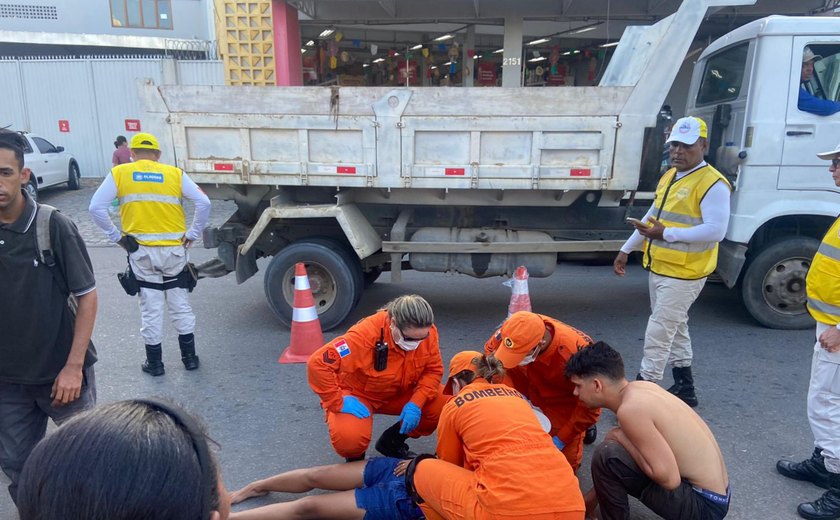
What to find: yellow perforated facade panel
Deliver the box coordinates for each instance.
[214,0,276,85]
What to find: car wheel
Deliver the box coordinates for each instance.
[25,176,38,202]
[68,162,81,190]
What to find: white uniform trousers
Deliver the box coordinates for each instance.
[129,244,196,346]
[808,321,840,474]
[639,272,707,381]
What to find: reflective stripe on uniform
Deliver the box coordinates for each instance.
[650,239,716,254]
[119,193,182,205]
[818,242,840,262]
[654,209,704,226]
[132,232,185,242]
[808,297,840,318]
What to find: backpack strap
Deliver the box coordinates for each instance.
[35,203,57,267]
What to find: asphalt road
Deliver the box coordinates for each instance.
[0,182,825,519]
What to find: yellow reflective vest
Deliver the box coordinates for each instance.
[112,159,186,247]
[643,165,731,280]
[807,215,840,325]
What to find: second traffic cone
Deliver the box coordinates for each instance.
[505,265,532,318]
[279,263,325,364]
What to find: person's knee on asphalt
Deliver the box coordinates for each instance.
[308,294,446,461]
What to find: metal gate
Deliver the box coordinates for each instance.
[0,57,223,178]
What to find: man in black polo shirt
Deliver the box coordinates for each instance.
[0,130,98,505]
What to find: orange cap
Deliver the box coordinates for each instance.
[444,350,482,394]
[493,311,545,368]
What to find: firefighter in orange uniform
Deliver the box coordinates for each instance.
[484,311,600,471]
[307,295,447,462]
[406,351,585,520]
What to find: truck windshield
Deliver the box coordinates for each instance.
[696,43,749,106]
[811,44,840,102]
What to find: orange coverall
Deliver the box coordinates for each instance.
[414,380,585,520]
[484,315,600,471]
[307,310,447,459]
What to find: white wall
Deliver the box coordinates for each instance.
[2,0,213,41]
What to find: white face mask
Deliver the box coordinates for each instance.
[392,326,422,351]
[519,346,541,366]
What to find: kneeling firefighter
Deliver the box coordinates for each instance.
[89,132,212,376]
[307,294,448,462]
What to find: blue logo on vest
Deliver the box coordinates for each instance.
[132,172,164,183]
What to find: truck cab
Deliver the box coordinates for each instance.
[687,17,840,328]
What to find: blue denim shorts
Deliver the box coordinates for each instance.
[354,457,423,520]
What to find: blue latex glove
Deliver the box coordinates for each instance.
[341,396,370,419]
[398,402,422,434]
[552,436,565,451]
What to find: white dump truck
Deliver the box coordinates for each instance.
[140,0,840,330]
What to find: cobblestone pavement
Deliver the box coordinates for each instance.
[37,178,237,249]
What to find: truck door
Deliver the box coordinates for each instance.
[779,38,840,192]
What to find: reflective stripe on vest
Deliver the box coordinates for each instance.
[807,215,840,325]
[112,160,186,247]
[642,165,731,280]
[119,193,182,205]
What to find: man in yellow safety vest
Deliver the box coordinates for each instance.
[89,133,211,376]
[776,142,840,520]
[613,116,731,408]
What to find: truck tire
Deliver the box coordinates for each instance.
[263,240,362,331]
[304,237,364,305]
[741,237,819,330]
[68,162,81,190]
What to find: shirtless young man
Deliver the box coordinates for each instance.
[565,341,729,520]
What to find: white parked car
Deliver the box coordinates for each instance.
[18,132,81,201]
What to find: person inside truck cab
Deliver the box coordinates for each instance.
[799,46,840,116]
[614,116,732,409]
[307,294,448,462]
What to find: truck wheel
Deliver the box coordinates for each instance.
[263,240,361,331]
[304,237,364,305]
[741,237,819,330]
[68,162,81,190]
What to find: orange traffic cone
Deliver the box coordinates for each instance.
[279,263,325,364]
[505,266,532,318]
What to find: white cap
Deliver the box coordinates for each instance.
[803,46,822,63]
[817,142,840,160]
[666,116,708,145]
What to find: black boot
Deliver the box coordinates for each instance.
[141,344,165,376]
[584,424,598,445]
[667,366,698,407]
[778,448,832,489]
[798,472,840,520]
[178,333,200,370]
[375,421,417,459]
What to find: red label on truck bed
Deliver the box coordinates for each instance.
[213,163,234,171]
[570,169,591,177]
[337,166,357,174]
[445,168,466,176]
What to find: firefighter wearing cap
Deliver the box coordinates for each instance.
[484,311,599,472]
[410,351,585,520]
[614,116,731,408]
[776,142,840,520]
[799,45,840,116]
[307,295,448,462]
[89,132,211,377]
